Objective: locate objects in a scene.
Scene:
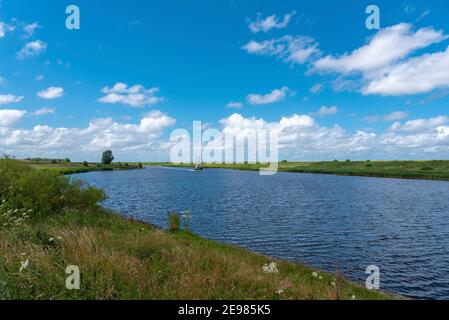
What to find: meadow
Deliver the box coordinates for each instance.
[0,158,391,300]
[156,160,449,181]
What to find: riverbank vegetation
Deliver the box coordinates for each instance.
[21,159,143,175]
[0,158,391,300]
[157,160,449,181]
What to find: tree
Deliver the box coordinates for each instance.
[102,150,115,165]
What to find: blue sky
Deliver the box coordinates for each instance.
[1,0,449,161]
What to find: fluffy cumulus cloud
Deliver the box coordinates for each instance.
[0,109,26,127]
[388,116,449,132]
[314,23,446,74]
[0,94,24,105]
[214,113,449,160]
[17,40,47,59]
[0,110,176,160]
[311,23,449,96]
[242,35,320,65]
[246,87,293,105]
[37,87,64,99]
[248,12,296,33]
[98,82,164,107]
[362,46,449,96]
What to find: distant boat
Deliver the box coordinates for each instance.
[194,155,204,171]
[194,163,204,171]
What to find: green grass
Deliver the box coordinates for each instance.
[21,160,142,175]
[153,160,449,181]
[0,159,393,300]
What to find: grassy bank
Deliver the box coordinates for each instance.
[22,160,143,175]
[155,160,449,181]
[0,159,391,300]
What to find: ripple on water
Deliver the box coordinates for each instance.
[72,167,449,300]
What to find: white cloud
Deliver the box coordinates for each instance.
[98,82,164,107]
[37,87,64,99]
[246,87,293,105]
[226,102,243,109]
[0,22,14,39]
[248,12,296,33]
[0,110,176,159]
[23,22,41,38]
[33,108,55,116]
[0,94,24,105]
[316,106,338,116]
[314,23,446,74]
[384,111,409,122]
[242,35,320,65]
[309,83,323,94]
[362,46,449,96]
[389,116,449,132]
[17,40,47,59]
[365,111,409,123]
[215,113,449,160]
[0,109,26,127]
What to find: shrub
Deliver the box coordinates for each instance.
[421,167,434,171]
[83,161,89,167]
[0,158,105,220]
[167,212,181,232]
[138,163,143,169]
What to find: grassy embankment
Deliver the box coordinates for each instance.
[0,159,391,300]
[22,159,142,175]
[155,160,449,181]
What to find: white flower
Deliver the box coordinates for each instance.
[312,272,318,278]
[262,262,279,274]
[351,295,356,300]
[19,259,29,272]
[48,237,55,242]
[276,289,284,295]
[318,275,323,280]
[331,281,336,286]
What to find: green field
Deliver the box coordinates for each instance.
[21,160,142,175]
[0,159,392,300]
[154,160,449,181]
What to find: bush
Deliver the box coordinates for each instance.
[0,159,105,220]
[138,163,143,169]
[167,212,181,232]
[83,161,89,167]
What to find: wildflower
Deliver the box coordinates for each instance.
[57,236,62,240]
[331,281,336,287]
[351,295,356,300]
[319,275,323,280]
[312,272,318,278]
[276,289,284,295]
[48,237,55,243]
[19,259,29,272]
[262,262,279,274]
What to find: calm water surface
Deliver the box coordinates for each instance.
[72,167,449,299]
